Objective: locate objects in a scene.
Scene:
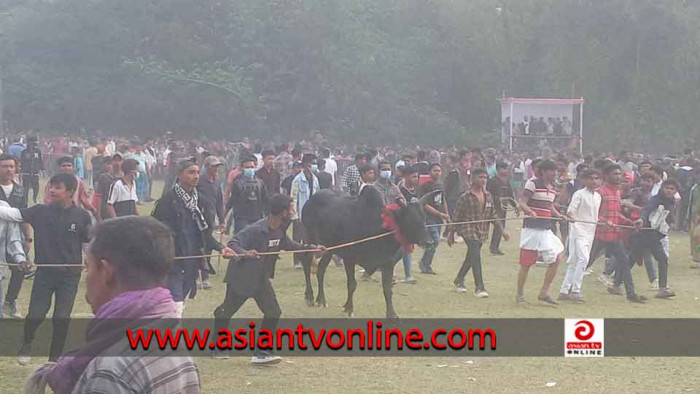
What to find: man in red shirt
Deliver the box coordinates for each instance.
[589,164,646,303]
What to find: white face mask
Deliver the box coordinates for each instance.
[380,170,392,179]
[311,164,318,172]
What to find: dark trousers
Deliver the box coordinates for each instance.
[168,261,200,301]
[23,269,81,361]
[455,240,485,291]
[214,282,281,354]
[586,239,615,275]
[4,266,24,304]
[489,210,506,252]
[629,234,669,288]
[592,240,636,296]
[22,174,40,205]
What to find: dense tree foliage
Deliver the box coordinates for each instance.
[0,0,698,151]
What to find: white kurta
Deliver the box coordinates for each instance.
[561,188,601,294]
[567,188,601,241]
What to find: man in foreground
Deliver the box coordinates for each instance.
[214,194,326,365]
[25,216,201,394]
[0,174,92,363]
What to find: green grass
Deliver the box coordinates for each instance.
[1,180,700,393]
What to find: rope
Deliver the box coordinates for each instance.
[0,262,83,268]
[0,215,654,269]
[429,216,653,231]
[172,230,397,260]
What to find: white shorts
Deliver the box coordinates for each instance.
[519,227,565,264]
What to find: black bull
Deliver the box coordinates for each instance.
[300,187,437,318]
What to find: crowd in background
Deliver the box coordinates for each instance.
[1,130,699,392]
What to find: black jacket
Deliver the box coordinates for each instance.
[225,217,309,296]
[20,148,44,175]
[152,189,223,271]
[228,175,269,221]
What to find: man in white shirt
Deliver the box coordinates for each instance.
[106,159,140,218]
[320,148,337,187]
[559,169,601,302]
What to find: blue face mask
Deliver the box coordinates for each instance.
[243,168,255,178]
[380,170,392,179]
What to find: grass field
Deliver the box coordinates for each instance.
[1,180,700,393]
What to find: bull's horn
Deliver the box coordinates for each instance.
[419,189,441,205]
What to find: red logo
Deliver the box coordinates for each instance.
[565,319,604,357]
[574,320,594,341]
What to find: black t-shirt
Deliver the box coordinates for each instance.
[263,226,285,276]
[419,180,445,224]
[20,204,91,268]
[399,183,419,204]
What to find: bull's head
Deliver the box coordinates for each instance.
[392,189,441,245]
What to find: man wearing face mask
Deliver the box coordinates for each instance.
[213,194,326,364]
[373,161,404,205]
[227,156,269,234]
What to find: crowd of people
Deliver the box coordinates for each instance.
[0,132,698,392]
[502,115,578,150]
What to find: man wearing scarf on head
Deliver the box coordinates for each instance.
[153,159,234,316]
[25,217,202,394]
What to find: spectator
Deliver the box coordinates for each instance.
[25,216,202,394]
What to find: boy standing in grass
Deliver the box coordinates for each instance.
[447,168,509,298]
[558,169,601,302]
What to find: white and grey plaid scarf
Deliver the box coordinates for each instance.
[173,181,208,231]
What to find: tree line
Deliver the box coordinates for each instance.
[0,0,698,151]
